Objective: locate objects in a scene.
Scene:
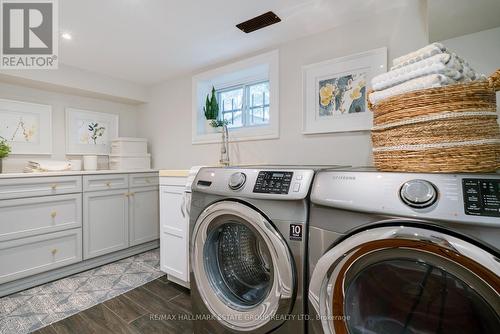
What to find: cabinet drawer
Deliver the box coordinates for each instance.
[0,229,82,284]
[0,176,82,200]
[130,173,159,188]
[0,194,82,241]
[83,174,128,192]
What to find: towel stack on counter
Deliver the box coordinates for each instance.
[368,43,485,105]
[24,160,71,173]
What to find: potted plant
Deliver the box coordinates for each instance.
[0,137,11,173]
[203,86,222,133]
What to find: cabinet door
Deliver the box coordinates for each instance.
[83,189,129,259]
[160,185,189,282]
[129,186,159,246]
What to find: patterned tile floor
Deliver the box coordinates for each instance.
[0,248,163,334]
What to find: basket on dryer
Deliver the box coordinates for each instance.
[368,69,500,173]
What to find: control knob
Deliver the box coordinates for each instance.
[400,179,437,208]
[228,172,246,190]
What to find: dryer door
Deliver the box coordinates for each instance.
[309,225,500,334]
[192,201,295,332]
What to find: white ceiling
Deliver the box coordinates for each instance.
[59,0,407,85]
[428,0,500,42]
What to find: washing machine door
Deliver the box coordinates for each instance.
[192,201,295,332]
[309,224,500,334]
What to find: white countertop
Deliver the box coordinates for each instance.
[159,170,190,177]
[0,169,158,179]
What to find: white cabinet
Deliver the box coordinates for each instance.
[160,176,189,287]
[83,172,160,259]
[129,186,159,246]
[83,189,129,259]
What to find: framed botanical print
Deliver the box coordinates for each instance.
[0,99,52,154]
[302,47,387,134]
[65,108,118,155]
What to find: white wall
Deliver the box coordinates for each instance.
[1,81,140,172]
[139,1,429,169]
[440,27,500,114]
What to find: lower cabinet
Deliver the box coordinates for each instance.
[0,228,82,284]
[160,177,189,285]
[129,186,160,246]
[83,189,129,259]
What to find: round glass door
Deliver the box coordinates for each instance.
[308,225,500,334]
[345,259,499,334]
[191,201,295,331]
[204,221,273,309]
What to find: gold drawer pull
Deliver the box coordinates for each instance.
[106,182,112,187]
[125,192,130,197]
[130,192,135,197]
[51,248,58,256]
[51,211,57,218]
[51,184,57,190]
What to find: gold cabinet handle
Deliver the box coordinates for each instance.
[51,248,58,256]
[106,182,111,187]
[50,211,57,219]
[124,192,130,197]
[130,192,135,197]
[51,184,57,190]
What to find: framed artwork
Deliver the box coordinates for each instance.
[0,99,52,154]
[302,47,387,134]
[66,108,118,155]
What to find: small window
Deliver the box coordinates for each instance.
[192,50,279,144]
[217,81,270,129]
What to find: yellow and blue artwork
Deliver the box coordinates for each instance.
[318,72,366,117]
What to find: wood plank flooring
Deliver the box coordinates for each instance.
[32,276,191,334]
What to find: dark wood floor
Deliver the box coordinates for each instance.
[32,275,192,334]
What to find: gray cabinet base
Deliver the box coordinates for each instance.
[0,240,159,297]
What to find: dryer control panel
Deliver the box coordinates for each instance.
[463,179,500,217]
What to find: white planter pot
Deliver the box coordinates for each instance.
[205,120,219,134]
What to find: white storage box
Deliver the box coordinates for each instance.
[111,137,148,155]
[109,154,151,170]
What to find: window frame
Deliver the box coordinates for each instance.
[217,80,270,130]
[192,50,279,144]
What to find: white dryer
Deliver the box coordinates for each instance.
[308,168,500,334]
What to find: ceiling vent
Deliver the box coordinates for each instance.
[236,11,281,33]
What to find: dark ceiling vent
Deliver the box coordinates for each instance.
[236,11,281,33]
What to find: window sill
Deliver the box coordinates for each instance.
[192,127,279,145]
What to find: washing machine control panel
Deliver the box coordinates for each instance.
[463,179,500,217]
[253,171,293,194]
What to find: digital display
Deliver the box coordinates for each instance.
[253,171,293,194]
[463,179,500,217]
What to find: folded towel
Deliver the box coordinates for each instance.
[392,43,446,70]
[25,160,71,172]
[371,53,474,91]
[369,74,456,105]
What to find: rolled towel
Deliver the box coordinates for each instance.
[371,53,465,91]
[392,43,447,70]
[368,74,456,105]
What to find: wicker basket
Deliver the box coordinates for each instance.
[368,69,500,172]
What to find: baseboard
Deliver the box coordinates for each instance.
[0,240,159,297]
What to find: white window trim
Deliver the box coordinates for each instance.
[191,50,279,144]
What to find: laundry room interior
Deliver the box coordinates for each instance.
[0,0,499,334]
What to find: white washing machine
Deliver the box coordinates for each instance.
[189,166,318,333]
[308,168,500,334]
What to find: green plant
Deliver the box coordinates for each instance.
[0,137,11,159]
[203,86,219,121]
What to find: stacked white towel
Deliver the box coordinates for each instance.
[369,43,484,105]
[24,160,71,173]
